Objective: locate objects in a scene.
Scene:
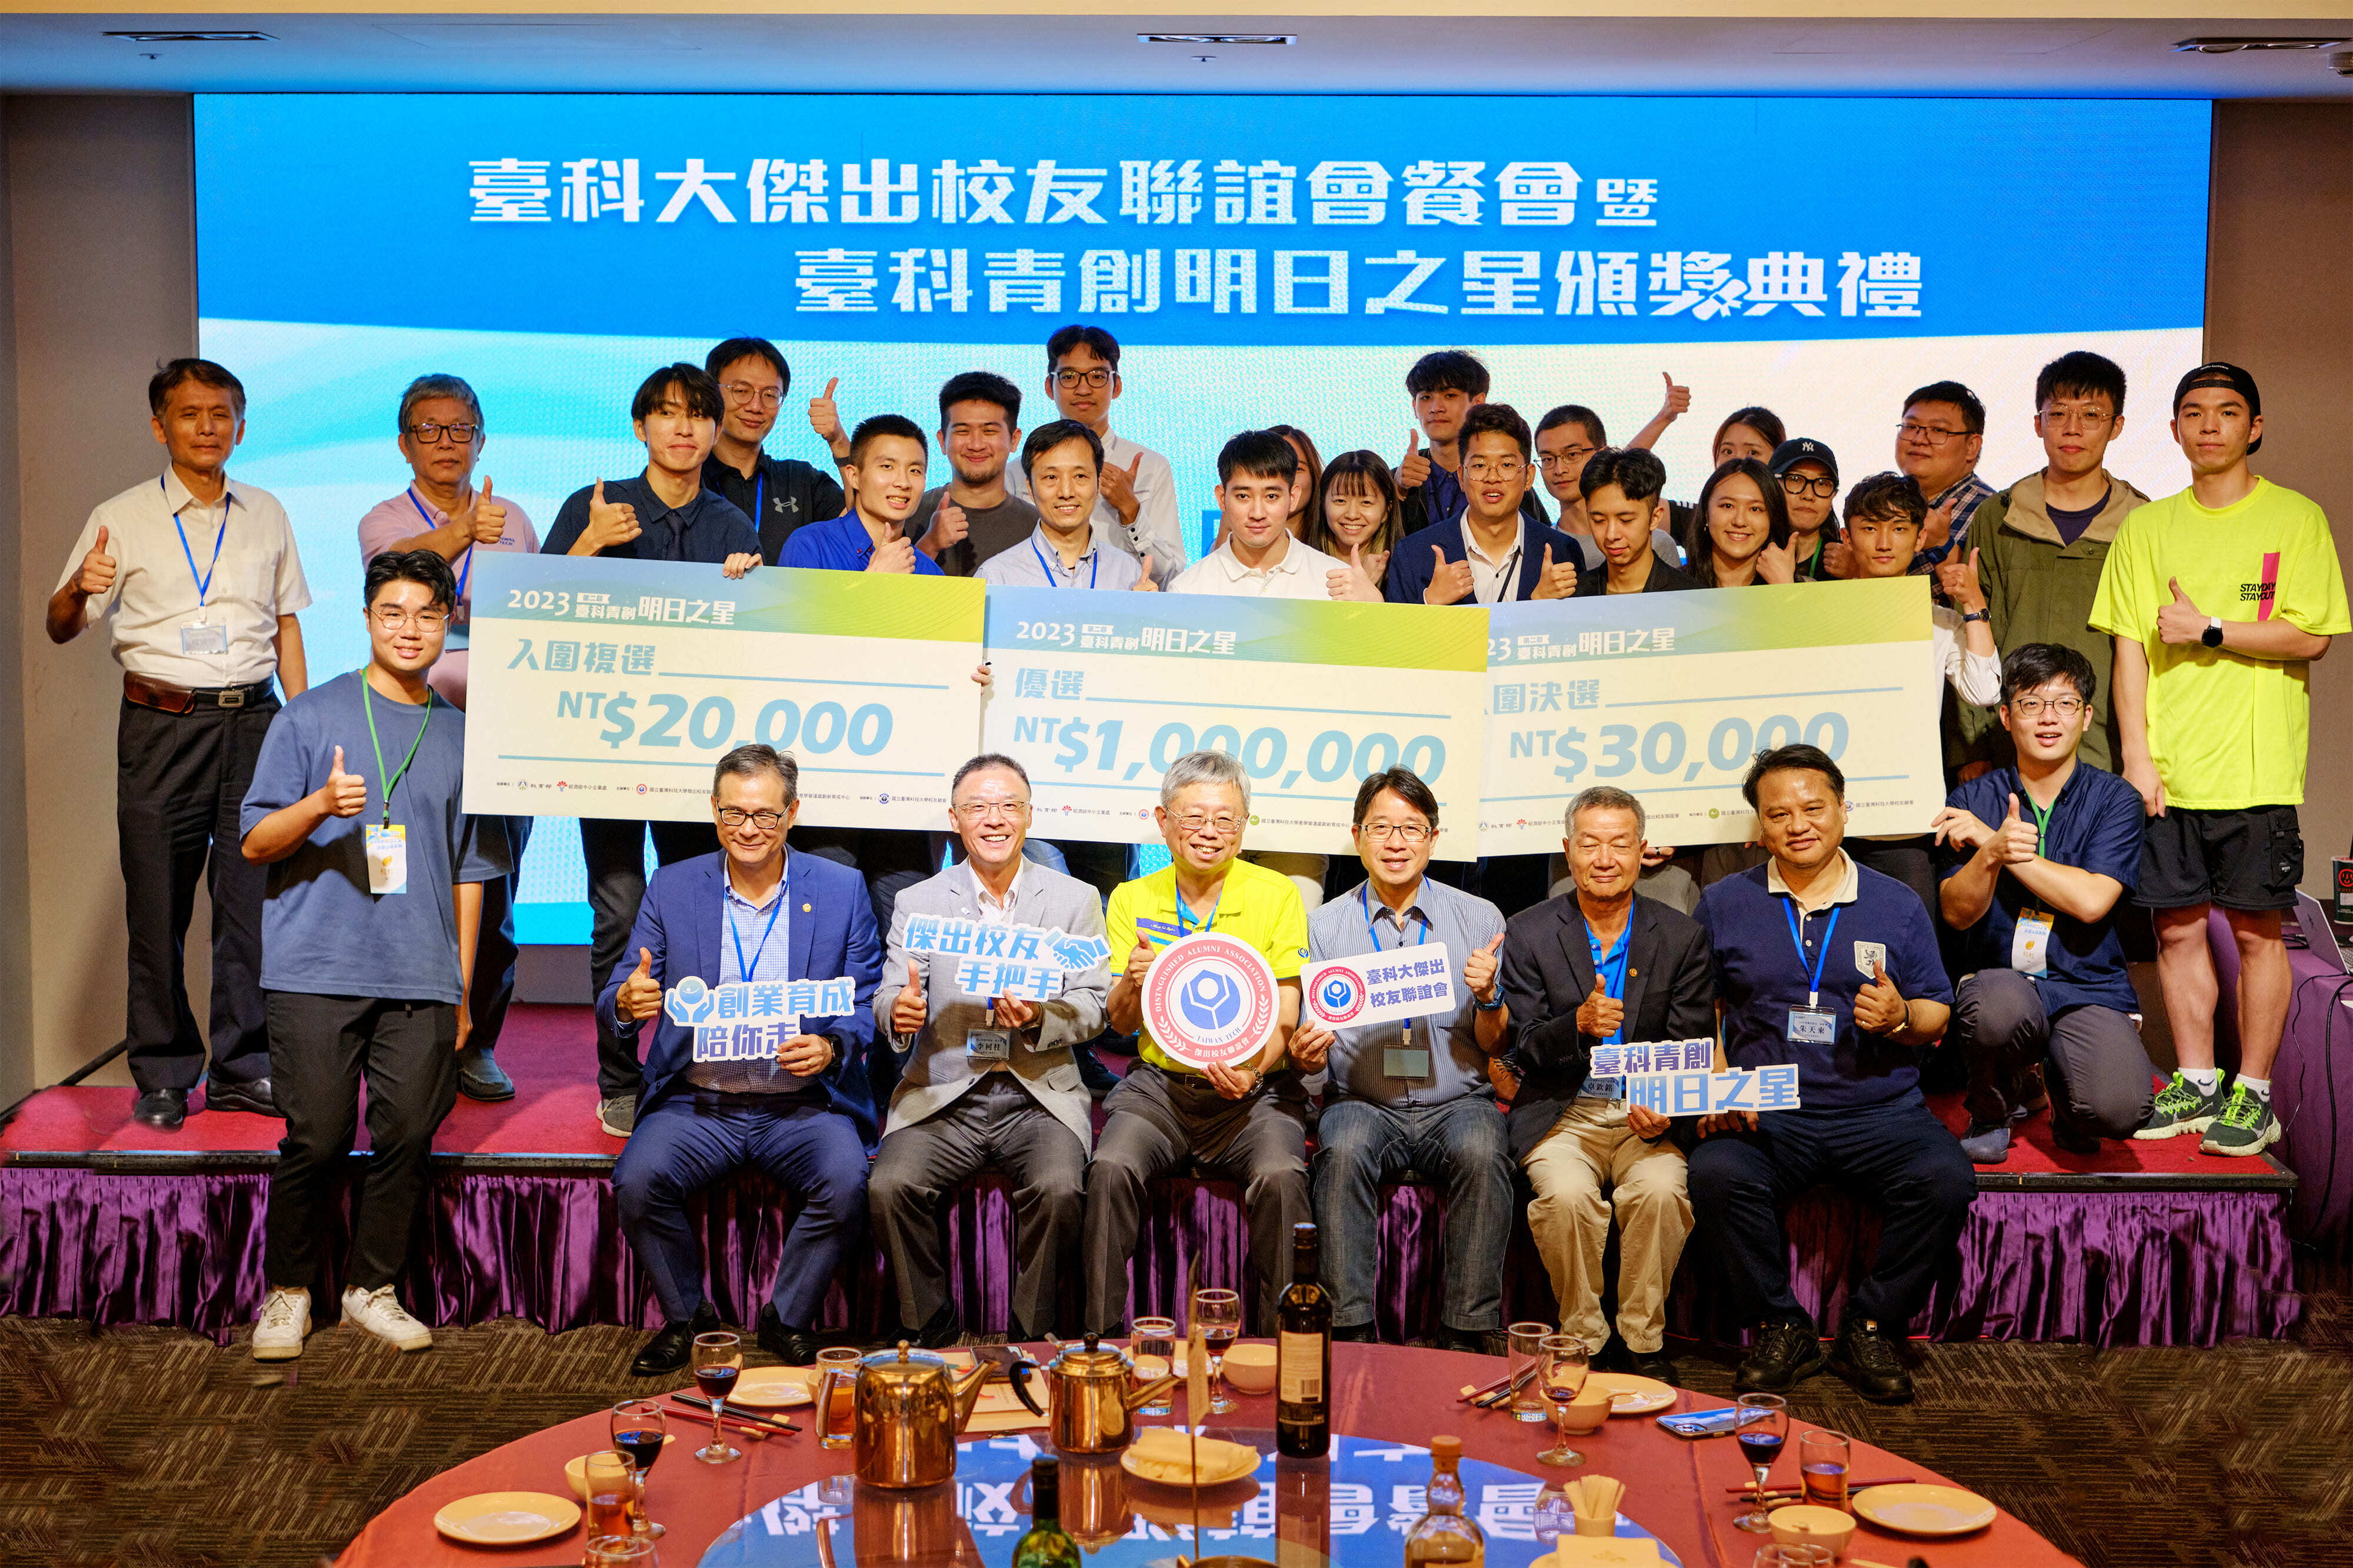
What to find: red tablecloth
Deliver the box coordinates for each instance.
[338,1343,2078,1567]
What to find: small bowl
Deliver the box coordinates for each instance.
[1554,1388,1614,1434]
[1769,1503,1857,1556]
[565,1440,673,1500]
[1219,1343,1278,1394]
[1131,1354,1172,1382]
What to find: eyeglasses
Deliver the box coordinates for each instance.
[720,383,783,409]
[1053,368,1114,390]
[1539,446,1596,468]
[405,422,479,445]
[1897,421,1972,446]
[1463,458,1525,481]
[2008,695,2087,718]
[1172,812,1244,838]
[1358,821,1432,843]
[716,807,787,829]
[2038,406,2114,431]
[1780,473,1838,499]
[952,800,1031,822]
[370,607,451,631]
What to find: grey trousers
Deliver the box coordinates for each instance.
[1954,969,2155,1139]
[1083,1061,1311,1335]
[869,1076,1089,1338]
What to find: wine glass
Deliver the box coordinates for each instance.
[1536,1333,1589,1467]
[1192,1288,1242,1416]
[691,1331,744,1465]
[584,1534,659,1566]
[1732,1393,1789,1532]
[609,1397,667,1539]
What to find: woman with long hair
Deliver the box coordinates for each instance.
[1307,449,1405,602]
[1683,457,1795,588]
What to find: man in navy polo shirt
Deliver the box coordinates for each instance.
[1688,744,1971,1405]
[1935,644,2154,1163]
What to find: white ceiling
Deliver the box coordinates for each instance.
[1,14,2350,96]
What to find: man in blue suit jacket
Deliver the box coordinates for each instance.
[1384,402,1584,613]
[604,744,881,1373]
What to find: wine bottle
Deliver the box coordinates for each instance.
[1402,1436,1485,1566]
[1276,1222,1332,1458]
[1011,1455,1081,1568]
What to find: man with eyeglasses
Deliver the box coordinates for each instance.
[1535,398,1683,572]
[700,336,848,562]
[1004,325,1182,585]
[867,753,1109,1345]
[1084,750,1309,1335]
[1768,439,1843,582]
[604,743,880,1372]
[358,373,540,1102]
[1892,379,1993,580]
[1288,768,1512,1352]
[1934,644,2156,1163]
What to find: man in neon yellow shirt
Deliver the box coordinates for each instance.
[2089,362,2349,1156]
[1082,749,1308,1334]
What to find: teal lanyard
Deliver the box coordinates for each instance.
[1174,884,1222,938]
[362,677,432,828]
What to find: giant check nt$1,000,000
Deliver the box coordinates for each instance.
[461,554,984,829]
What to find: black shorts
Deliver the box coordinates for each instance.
[2135,804,2304,913]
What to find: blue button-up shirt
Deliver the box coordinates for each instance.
[1306,875,1506,1109]
[976,523,1144,591]
[779,511,946,575]
[684,853,823,1097]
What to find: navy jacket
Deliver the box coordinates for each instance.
[1384,513,1588,607]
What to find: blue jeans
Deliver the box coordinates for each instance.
[614,1092,869,1328]
[1310,1096,1513,1333]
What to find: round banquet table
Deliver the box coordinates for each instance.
[337,1342,2079,1567]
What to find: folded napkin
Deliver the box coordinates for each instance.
[1126,1427,1260,1484]
[1539,1537,1661,1566]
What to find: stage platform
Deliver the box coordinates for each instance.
[0,1005,2300,1348]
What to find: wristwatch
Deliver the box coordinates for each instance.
[1473,987,1505,1012]
[2202,616,2224,649]
[1961,609,1989,624]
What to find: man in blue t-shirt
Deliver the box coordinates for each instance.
[1689,745,1972,1406]
[1934,644,2154,1163]
[238,550,512,1364]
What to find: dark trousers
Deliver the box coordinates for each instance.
[117,696,277,1092]
[869,1076,1089,1337]
[1082,1061,1311,1335]
[583,817,719,1099]
[614,1091,870,1327]
[1312,1096,1512,1333]
[1686,1099,1977,1334]
[263,990,459,1292]
[1954,970,2155,1139]
[468,816,532,1056]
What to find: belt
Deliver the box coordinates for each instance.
[123,672,276,714]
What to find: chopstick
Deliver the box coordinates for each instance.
[1456,1366,1517,1403]
[671,1392,801,1434]
[665,1399,783,1440]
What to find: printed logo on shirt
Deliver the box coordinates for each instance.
[2240,551,2280,620]
[1852,940,1888,979]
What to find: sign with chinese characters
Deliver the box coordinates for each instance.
[981,587,1486,858]
[1625,1065,1804,1117]
[462,553,983,828]
[1478,578,1944,855]
[1305,944,1458,1030]
[902,914,1114,1002]
[665,975,858,1063]
[1586,1039,1717,1079]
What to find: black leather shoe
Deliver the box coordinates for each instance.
[204,1077,279,1117]
[1828,1318,1913,1404]
[757,1304,821,1366]
[1734,1320,1827,1393]
[1626,1346,1679,1384]
[1592,1337,1632,1373]
[2047,1103,2102,1156]
[454,1045,516,1103]
[905,1303,961,1350]
[1332,1323,1380,1345]
[132,1088,188,1131]
[1075,1042,1122,1100]
[631,1302,722,1376]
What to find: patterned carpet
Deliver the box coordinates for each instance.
[2,1267,2345,1568]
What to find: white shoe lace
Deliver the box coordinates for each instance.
[259,1292,305,1332]
[354,1286,422,1331]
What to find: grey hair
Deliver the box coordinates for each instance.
[1160,749,1251,812]
[398,373,484,434]
[713,743,798,803]
[1565,785,1645,839]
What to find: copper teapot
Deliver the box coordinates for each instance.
[851,1341,993,1488]
[1045,1333,1181,1454]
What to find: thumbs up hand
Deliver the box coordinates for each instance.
[1464,933,1505,1007]
[809,376,846,451]
[1854,961,1909,1037]
[1424,544,1476,606]
[1100,451,1145,525]
[866,532,918,574]
[76,526,118,597]
[1990,791,2040,866]
[1530,541,1578,600]
[584,479,641,553]
[1756,533,1797,585]
[458,478,507,546]
[616,947,663,1023]
[919,499,969,558]
[1131,559,1158,593]
[1654,370,1692,422]
[1396,431,1432,493]
[1575,979,1624,1041]
[321,745,368,819]
[2157,576,2212,645]
[891,963,929,1036]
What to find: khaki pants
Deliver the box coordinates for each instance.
[1522,1098,1692,1355]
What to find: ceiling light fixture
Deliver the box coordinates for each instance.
[2172,36,2345,54]
[1138,34,1295,46]
[105,30,275,44]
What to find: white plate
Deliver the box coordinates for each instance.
[432,1490,581,1545]
[1852,1483,1998,1536]
[1121,1441,1263,1489]
[1585,1372,1677,1415]
[729,1366,817,1409]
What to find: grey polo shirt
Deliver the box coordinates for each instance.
[1307,875,1507,1109]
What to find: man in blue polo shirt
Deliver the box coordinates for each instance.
[1688,744,1971,1405]
[1935,644,2154,1162]
[779,413,948,576]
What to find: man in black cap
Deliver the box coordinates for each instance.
[1769,438,1842,581]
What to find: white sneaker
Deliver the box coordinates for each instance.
[342,1284,434,1352]
[252,1287,311,1362]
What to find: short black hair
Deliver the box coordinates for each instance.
[1904,379,1985,436]
[631,363,724,424]
[1405,349,1490,399]
[1217,429,1299,485]
[938,370,1022,431]
[1713,406,1786,455]
[1021,419,1104,480]
[1046,324,1121,372]
[2035,352,2126,416]
[704,337,789,393]
[1352,766,1440,830]
[848,413,928,467]
[364,548,457,613]
[1457,402,1532,463]
[1742,743,1845,809]
[149,358,246,419]
[1578,446,1667,505]
[952,752,1031,796]
[1535,404,1607,446]
[713,743,797,803]
[1842,471,1928,529]
[2000,642,2098,708]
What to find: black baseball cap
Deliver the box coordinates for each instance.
[1769,438,1838,484]
[2172,362,2262,453]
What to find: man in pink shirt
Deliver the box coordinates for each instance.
[356,373,541,1101]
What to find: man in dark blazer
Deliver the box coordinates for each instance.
[1501,785,1714,1380]
[604,744,881,1374]
[1384,402,1585,614]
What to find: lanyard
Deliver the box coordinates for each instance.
[729,866,789,983]
[166,476,226,608]
[1174,883,1222,938]
[410,487,474,602]
[1033,539,1098,589]
[361,676,434,828]
[2020,779,2057,855]
[1359,882,1431,952]
[1782,898,1842,1009]
[754,468,766,532]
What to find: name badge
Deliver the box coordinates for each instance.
[1786,1005,1837,1045]
[181,619,229,656]
[2011,910,2055,976]
[965,1027,1012,1064]
[365,823,408,896]
[1383,1047,1431,1079]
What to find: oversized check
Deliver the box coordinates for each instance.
[1477,578,1943,856]
[464,554,983,828]
[981,588,1485,859]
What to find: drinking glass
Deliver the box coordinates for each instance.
[1131,1317,1177,1416]
[1751,1547,1832,1567]
[1533,1484,1574,1544]
[815,1347,862,1452]
[1507,1321,1554,1423]
[1798,1429,1850,1513]
[608,1397,666,1539]
[690,1332,744,1465]
[1535,1333,1589,1467]
[1191,1288,1242,1415]
[1732,1393,1789,1532]
[585,1534,660,1566]
[583,1452,640,1540]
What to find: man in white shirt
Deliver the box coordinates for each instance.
[1006,325,1183,584]
[46,359,312,1130]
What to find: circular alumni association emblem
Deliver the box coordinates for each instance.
[1141,932,1279,1069]
[1312,967,1367,1025]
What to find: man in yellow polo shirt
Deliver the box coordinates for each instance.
[1082,749,1309,1334]
[2091,362,2349,1156]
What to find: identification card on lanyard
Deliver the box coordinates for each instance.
[1365,886,1434,1080]
[362,678,434,897]
[1784,899,1842,1045]
[2011,910,2055,975]
[172,478,231,655]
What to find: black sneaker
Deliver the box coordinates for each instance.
[1828,1317,1913,1404]
[1626,1346,1679,1384]
[1734,1320,1825,1394]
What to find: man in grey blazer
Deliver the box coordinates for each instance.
[869,752,1109,1345]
